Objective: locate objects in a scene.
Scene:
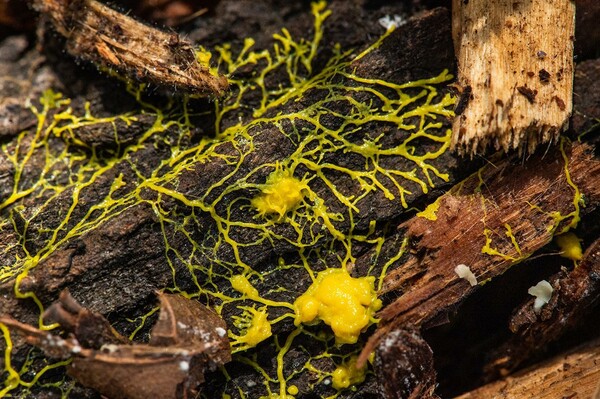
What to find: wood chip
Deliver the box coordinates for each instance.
[456,338,600,399]
[451,0,575,155]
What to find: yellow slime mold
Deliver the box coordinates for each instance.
[294,268,381,344]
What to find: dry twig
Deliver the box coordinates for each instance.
[33,0,228,96]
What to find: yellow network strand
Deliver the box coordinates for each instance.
[0,2,460,397]
[1,323,72,396]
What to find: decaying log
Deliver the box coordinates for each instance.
[484,236,600,378]
[360,141,600,366]
[1,1,599,397]
[451,0,575,155]
[456,337,600,399]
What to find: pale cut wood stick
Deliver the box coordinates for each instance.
[451,0,575,156]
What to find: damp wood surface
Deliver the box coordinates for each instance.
[456,337,600,399]
[0,1,599,398]
[483,236,600,378]
[451,0,575,155]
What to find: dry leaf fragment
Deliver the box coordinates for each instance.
[42,289,130,349]
[0,290,231,399]
[33,0,229,96]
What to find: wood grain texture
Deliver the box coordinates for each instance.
[451,0,575,155]
[484,237,600,378]
[456,338,600,399]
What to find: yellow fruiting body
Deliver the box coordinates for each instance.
[251,168,307,220]
[555,232,583,261]
[331,356,366,390]
[294,268,381,344]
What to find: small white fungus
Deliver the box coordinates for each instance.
[101,344,119,353]
[177,321,188,330]
[246,380,256,388]
[378,14,406,31]
[528,280,553,313]
[71,345,82,354]
[179,360,190,372]
[215,327,227,337]
[454,264,477,286]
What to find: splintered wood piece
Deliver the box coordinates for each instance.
[451,0,575,155]
[456,338,600,399]
[358,142,600,367]
[33,0,229,96]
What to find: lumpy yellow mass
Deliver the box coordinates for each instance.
[232,307,272,348]
[555,232,583,261]
[331,356,366,390]
[294,268,382,344]
[251,168,308,220]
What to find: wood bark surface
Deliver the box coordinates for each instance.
[484,236,600,378]
[451,0,575,155]
[457,337,600,399]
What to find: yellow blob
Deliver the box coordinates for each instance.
[231,274,259,299]
[416,196,441,221]
[293,268,381,344]
[331,356,366,390]
[555,232,583,261]
[196,48,212,65]
[251,168,307,220]
[287,385,299,395]
[232,307,272,348]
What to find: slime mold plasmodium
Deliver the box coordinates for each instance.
[251,166,309,221]
[475,138,584,269]
[0,1,468,397]
[294,268,381,345]
[230,306,273,349]
[1,0,585,395]
[555,232,583,261]
[331,355,367,390]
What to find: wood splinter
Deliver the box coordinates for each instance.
[451,0,575,156]
[33,0,229,96]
